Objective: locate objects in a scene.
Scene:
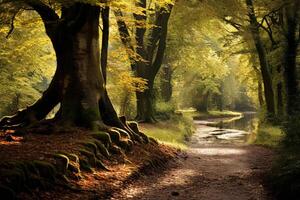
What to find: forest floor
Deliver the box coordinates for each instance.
[110,121,275,200]
[0,129,178,200]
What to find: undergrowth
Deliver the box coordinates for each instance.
[139,114,195,149]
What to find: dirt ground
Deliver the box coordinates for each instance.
[110,125,275,200]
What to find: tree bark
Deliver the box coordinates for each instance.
[246,0,276,118]
[283,0,300,116]
[98,7,127,129]
[258,79,264,107]
[115,2,173,123]
[160,64,173,102]
[277,82,284,116]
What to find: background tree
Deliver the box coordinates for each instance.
[114,0,174,122]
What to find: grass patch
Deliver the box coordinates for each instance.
[139,115,195,149]
[248,124,284,147]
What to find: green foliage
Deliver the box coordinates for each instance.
[155,100,175,120]
[0,11,55,117]
[140,114,194,149]
[248,123,283,147]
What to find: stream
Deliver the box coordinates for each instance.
[191,112,258,145]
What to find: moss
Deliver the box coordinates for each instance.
[82,142,98,154]
[91,131,112,147]
[79,157,93,172]
[53,154,69,174]
[93,140,110,158]
[81,107,101,128]
[108,129,121,143]
[79,149,96,166]
[113,127,130,138]
[109,145,123,155]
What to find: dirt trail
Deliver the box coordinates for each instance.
[110,121,274,200]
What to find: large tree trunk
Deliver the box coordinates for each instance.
[246,0,276,118]
[136,79,156,122]
[283,0,300,116]
[54,5,104,128]
[0,4,122,130]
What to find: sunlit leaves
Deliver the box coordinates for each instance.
[0,10,55,116]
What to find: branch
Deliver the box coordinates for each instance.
[133,0,147,57]
[6,10,17,38]
[114,9,136,70]
[26,0,59,23]
[113,9,134,52]
[258,18,276,46]
[221,17,243,31]
[146,5,169,63]
[150,4,173,79]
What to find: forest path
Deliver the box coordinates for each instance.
[110,120,274,200]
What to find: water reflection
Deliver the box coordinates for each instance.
[193,112,259,144]
[215,112,258,132]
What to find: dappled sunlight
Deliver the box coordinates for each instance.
[0,141,21,146]
[116,168,199,199]
[191,147,247,156]
[159,168,198,187]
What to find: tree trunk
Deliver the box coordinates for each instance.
[258,79,264,107]
[283,1,300,116]
[246,0,276,118]
[160,64,173,102]
[54,5,104,128]
[115,3,173,123]
[195,92,209,113]
[1,4,121,130]
[136,78,156,122]
[98,6,126,129]
[277,82,284,116]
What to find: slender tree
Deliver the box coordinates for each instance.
[245,0,276,117]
